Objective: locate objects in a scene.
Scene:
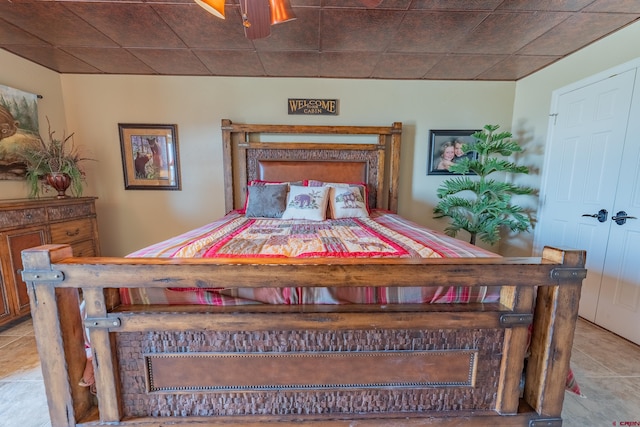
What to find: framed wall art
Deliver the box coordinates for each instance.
[0,84,41,180]
[119,123,181,190]
[427,129,479,175]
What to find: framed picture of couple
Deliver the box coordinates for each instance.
[427,129,479,175]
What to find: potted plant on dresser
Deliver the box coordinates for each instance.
[17,119,93,198]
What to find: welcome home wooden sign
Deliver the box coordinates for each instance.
[288,98,339,115]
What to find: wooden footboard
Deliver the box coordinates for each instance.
[21,245,585,426]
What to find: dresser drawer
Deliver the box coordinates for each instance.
[50,218,94,244]
[70,239,97,257]
[47,203,94,221]
[0,208,46,229]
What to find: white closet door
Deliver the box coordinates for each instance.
[536,69,636,322]
[594,75,640,344]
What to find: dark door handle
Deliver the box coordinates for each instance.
[612,211,637,225]
[582,209,608,223]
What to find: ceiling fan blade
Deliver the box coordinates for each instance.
[242,0,271,40]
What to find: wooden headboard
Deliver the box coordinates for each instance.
[221,119,402,213]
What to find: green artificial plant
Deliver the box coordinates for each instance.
[18,118,93,198]
[433,124,534,246]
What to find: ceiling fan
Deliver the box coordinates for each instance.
[194,0,296,40]
[194,0,383,40]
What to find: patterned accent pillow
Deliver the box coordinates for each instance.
[281,185,330,221]
[245,184,288,218]
[307,180,370,213]
[328,185,369,219]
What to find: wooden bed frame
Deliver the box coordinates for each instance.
[21,120,585,426]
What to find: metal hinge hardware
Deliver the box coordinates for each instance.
[550,267,587,280]
[20,270,64,282]
[499,313,533,326]
[85,317,121,329]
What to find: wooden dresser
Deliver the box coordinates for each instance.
[0,197,99,327]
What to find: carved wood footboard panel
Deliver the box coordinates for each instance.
[118,327,503,417]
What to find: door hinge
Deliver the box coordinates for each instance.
[550,267,587,280]
[530,418,562,427]
[20,270,64,283]
[499,313,533,326]
[85,317,121,329]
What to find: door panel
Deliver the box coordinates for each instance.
[7,228,46,314]
[0,266,10,322]
[537,69,636,321]
[594,72,640,344]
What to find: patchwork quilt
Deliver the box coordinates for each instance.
[121,210,500,306]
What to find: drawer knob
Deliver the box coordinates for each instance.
[25,213,32,220]
[66,228,80,237]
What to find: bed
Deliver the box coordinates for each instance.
[21,120,585,427]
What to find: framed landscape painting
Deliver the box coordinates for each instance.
[119,123,181,190]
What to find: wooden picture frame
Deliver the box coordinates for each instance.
[427,129,479,175]
[118,123,181,190]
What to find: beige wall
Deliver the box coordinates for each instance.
[508,20,640,256]
[59,75,514,255]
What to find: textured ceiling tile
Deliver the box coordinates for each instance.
[477,55,560,80]
[65,2,186,48]
[2,45,101,73]
[319,52,380,78]
[195,50,266,76]
[370,53,442,79]
[410,0,503,11]
[288,0,321,6]
[155,4,252,49]
[258,51,320,77]
[320,9,405,51]
[424,54,505,79]
[584,0,640,13]
[0,2,117,47]
[252,7,320,51]
[390,11,488,53]
[323,0,411,9]
[61,47,157,74]
[455,11,571,54]
[1,1,639,80]
[496,0,594,12]
[519,13,640,56]
[129,49,211,74]
[0,21,50,46]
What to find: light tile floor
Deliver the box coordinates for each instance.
[0,319,51,427]
[0,317,638,427]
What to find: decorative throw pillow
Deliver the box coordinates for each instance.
[243,180,302,213]
[245,183,288,218]
[281,185,330,221]
[307,180,370,214]
[328,185,369,219]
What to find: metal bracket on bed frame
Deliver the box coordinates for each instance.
[20,270,64,282]
[499,313,533,326]
[550,267,587,280]
[85,317,121,329]
[529,418,562,427]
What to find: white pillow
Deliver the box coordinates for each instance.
[328,185,369,219]
[281,185,330,221]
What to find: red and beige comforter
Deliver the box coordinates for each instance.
[121,210,501,306]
